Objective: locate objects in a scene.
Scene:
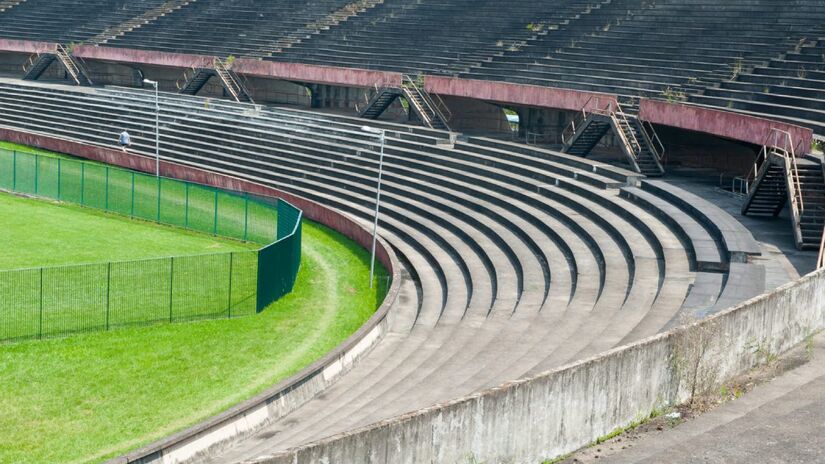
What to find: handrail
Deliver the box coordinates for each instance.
[561,95,613,145]
[641,119,665,162]
[213,57,253,103]
[818,224,825,269]
[56,44,82,85]
[401,75,450,129]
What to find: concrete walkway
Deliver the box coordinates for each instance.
[602,332,825,464]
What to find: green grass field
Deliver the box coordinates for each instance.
[0,145,388,463]
[0,192,257,270]
[0,221,386,464]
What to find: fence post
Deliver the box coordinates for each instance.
[12,150,16,191]
[34,155,39,194]
[130,172,135,217]
[227,253,233,318]
[38,267,43,339]
[243,193,249,241]
[105,166,110,211]
[156,176,162,223]
[57,158,61,199]
[213,189,219,235]
[105,262,111,330]
[80,162,85,205]
[184,183,189,229]
[169,257,174,323]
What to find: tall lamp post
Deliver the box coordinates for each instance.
[361,125,386,288]
[143,79,160,176]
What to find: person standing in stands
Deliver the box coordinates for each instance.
[119,129,131,152]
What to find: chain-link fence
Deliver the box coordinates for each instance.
[0,149,302,342]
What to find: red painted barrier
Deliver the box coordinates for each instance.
[639,99,813,155]
[0,38,58,54]
[73,45,216,69]
[423,75,618,112]
[232,58,402,88]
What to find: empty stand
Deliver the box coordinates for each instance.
[0,80,795,462]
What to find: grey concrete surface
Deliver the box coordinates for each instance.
[602,332,825,464]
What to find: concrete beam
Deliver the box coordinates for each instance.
[232,58,402,88]
[0,38,58,54]
[423,75,618,113]
[639,99,814,155]
[72,44,216,69]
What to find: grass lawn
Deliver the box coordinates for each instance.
[0,192,257,270]
[0,219,387,464]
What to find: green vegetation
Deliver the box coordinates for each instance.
[0,192,256,270]
[0,221,386,464]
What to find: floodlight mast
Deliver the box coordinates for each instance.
[361,125,386,288]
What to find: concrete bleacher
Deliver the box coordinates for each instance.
[0,79,794,462]
[0,0,171,43]
[0,1,823,135]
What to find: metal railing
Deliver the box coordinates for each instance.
[55,44,85,85]
[561,97,642,163]
[214,57,253,103]
[401,75,451,130]
[818,225,825,269]
[640,119,666,162]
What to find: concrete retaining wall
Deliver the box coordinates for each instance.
[253,267,825,464]
[0,128,403,464]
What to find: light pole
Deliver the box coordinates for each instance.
[361,125,386,289]
[143,79,160,176]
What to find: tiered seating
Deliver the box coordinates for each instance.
[692,35,825,135]
[0,0,169,43]
[0,80,787,461]
[105,0,359,57]
[266,0,602,75]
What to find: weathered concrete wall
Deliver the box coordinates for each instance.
[440,95,512,136]
[0,38,57,54]
[640,99,813,155]
[253,267,825,464]
[233,58,401,88]
[424,75,618,113]
[0,128,403,464]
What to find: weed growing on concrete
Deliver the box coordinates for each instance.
[805,333,815,360]
[671,315,724,406]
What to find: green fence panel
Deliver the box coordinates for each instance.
[172,253,232,321]
[41,263,108,337]
[81,163,108,210]
[216,190,248,241]
[229,251,258,317]
[186,183,218,234]
[106,167,135,217]
[13,151,37,195]
[0,150,303,342]
[256,200,302,312]
[246,197,279,244]
[36,156,60,199]
[58,158,84,204]
[158,177,187,228]
[108,258,173,328]
[132,172,160,221]
[0,268,40,341]
[0,149,13,190]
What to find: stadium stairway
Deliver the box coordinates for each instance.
[0,79,792,462]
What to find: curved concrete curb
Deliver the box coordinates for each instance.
[0,128,403,464]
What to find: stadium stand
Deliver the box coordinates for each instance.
[0,79,803,461]
[0,0,823,135]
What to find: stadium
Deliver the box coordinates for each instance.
[0,0,824,463]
